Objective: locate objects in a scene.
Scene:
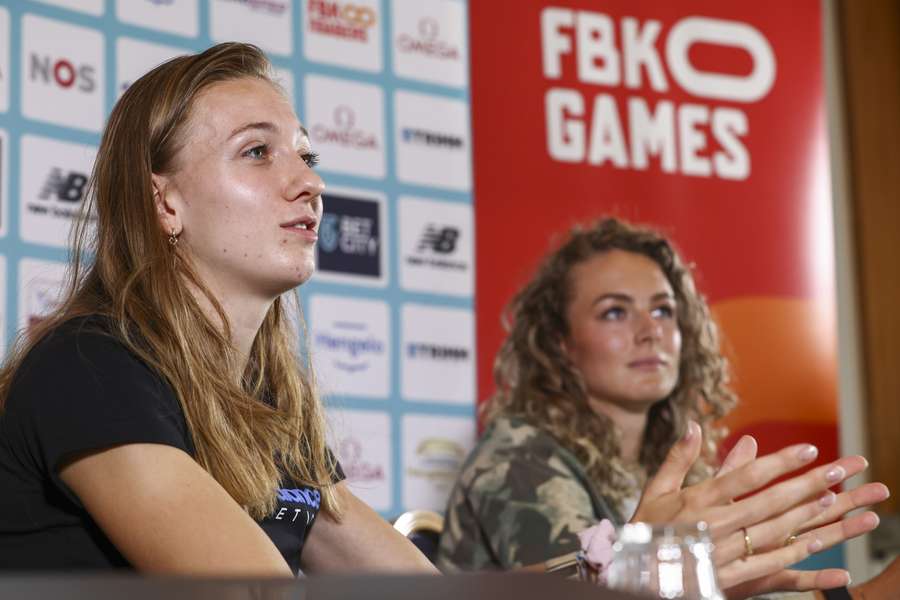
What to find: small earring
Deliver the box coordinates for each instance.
[168,228,179,246]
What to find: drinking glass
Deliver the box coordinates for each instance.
[604,522,724,600]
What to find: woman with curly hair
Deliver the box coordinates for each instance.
[437,218,888,597]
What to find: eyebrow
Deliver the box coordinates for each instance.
[591,292,675,307]
[227,122,310,140]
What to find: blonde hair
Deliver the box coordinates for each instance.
[0,43,340,520]
[483,218,736,505]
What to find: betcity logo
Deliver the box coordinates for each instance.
[29,53,96,93]
[308,0,376,42]
[311,105,378,150]
[318,211,378,256]
[401,128,463,149]
[396,17,459,60]
[39,168,88,203]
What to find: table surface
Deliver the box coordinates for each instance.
[0,572,641,600]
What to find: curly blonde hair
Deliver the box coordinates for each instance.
[483,218,736,505]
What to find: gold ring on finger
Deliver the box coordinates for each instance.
[742,527,754,558]
[784,534,798,547]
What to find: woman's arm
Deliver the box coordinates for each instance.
[60,443,293,576]
[300,481,438,574]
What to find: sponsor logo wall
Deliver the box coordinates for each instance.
[0,0,473,520]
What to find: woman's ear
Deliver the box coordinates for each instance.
[151,173,182,237]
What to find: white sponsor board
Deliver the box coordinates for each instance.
[401,303,474,404]
[303,0,382,73]
[391,0,467,88]
[19,135,96,249]
[310,295,390,399]
[210,0,293,56]
[115,0,199,38]
[21,14,105,132]
[402,414,474,511]
[394,90,471,191]
[116,37,190,99]
[329,408,392,511]
[399,196,473,296]
[305,75,385,179]
[17,257,67,334]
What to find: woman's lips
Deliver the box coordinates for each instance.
[627,357,667,369]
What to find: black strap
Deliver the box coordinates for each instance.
[822,586,853,600]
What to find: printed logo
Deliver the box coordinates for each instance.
[20,135,97,248]
[18,258,67,335]
[21,15,105,132]
[330,408,392,510]
[399,197,473,296]
[32,0,104,16]
[116,38,189,98]
[401,304,474,404]
[315,188,387,286]
[391,0,467,88]
[303,0,382,73]
[310,295,390,398]
[271,486,319,525]
[115,0,199,38]
[394,90,471,191]
[210,0,293,56]
[402,414,474,510]
[0,129,7,237]
[305,75,385,179]
[0,8,9,113]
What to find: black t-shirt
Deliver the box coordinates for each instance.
[0,317,342,574]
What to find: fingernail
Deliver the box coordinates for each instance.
[818,491,836,507]
[807,538,823,553]
[826,466,846,482]
[683,420,698,441]
[866,513,881,528]
[846,574,852,586]
[798,445,818,461]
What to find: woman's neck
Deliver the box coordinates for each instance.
[187,280,272,384]
[586,398,650,464]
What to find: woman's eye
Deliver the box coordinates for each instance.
[301,151,320,168]
[652,305,675,318]
[244,145,268,160]
[600,307,626,321]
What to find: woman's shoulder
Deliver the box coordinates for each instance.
[456,415,579,491]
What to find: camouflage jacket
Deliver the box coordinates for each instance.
[436,416,623,572]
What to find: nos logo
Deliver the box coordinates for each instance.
[30,54,96,93]
[417,225,458,254]
[40,168,88,202]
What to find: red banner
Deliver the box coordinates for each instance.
[471,1,836,462]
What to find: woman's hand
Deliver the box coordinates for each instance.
[631,422,887,598]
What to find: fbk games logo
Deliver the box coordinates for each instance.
[308,0,376,42]
[315,191,386,286]
[312,105,378,150]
